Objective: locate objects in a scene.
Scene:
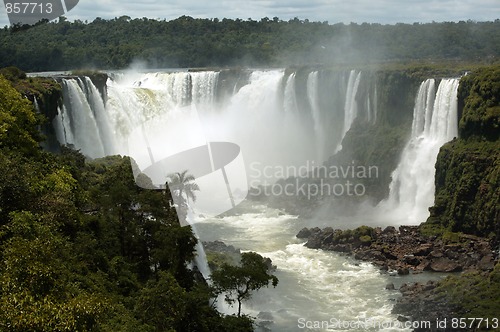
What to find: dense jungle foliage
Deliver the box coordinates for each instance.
[0,16,499,71]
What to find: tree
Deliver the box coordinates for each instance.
[0,74,42,155]
[166,170,199,223]
[211,252,278,317]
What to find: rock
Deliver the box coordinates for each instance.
[355,249,385,261]
[305,237,322,249]
[403,255,420,266]
[428,257,462,272]
[478,254,495,270]
[383,250,398,260]
[296,227,311,239]
[322,231,334,245]
[413,244,433,256]
[386,283,396,290]
[444,249,460,260]
[397,267,410,275]
[399,226,418,234]
[331,244,351,253]
[429,249,444,258]
[383,226,397,234]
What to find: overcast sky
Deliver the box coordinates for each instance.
[1,0,499,27]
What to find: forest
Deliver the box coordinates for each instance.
[0,16,500,71]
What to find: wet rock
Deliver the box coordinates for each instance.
[305,236,322,249]
[296,227,312,239]
[386,283,396,290]
[331,244,351,253]
[428,257,462,272]
[403,255,420,266]
[297,225,495,276]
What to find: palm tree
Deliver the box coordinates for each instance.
[166,170,199,222]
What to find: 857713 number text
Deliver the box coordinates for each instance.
[5,2,53,14]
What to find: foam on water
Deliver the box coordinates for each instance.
[195,205,410,331]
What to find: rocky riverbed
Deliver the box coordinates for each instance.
[296,225,500,330]
[296,225,497,274]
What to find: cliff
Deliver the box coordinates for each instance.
[396,65,500,329]
[0,67,62,151]
[421,66,500,242]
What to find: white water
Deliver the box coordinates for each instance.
[307,71,324,162]
[55,69,368,170]
[379,78,459,224]
[52,69,458,331]
[194,204,410,331]
[336,70,362,153]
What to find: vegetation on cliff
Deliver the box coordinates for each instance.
[0,73,255,331]
[422,66,500,241]
[408,65,500,328]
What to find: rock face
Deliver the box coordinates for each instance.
[425,67,500,240]
[296,225,498,274]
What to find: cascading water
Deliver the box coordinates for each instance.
[380,78,459,224]
[54,77,113,158]
[336,70,362,153]
[306,71,324,162]
[53,68,415,330]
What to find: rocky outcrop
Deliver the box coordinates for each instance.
[203,240,242,271]
[203,240,277,272]
[296,225,497,274]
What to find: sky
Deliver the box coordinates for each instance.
[1,0,499,27]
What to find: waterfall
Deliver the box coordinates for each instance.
[191,71,219,108]
[51,69,464,326]
[381,78,459,223]
[283,73,298,115]
[187,211,212,280]
[56,78,107,158]
[306,71,324,162]
[336,70,362,153]
[82,77,116,155]
[55,69,380,180]
[53,68,383,277]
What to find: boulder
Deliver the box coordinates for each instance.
[403,255,420,266]
[383,226,397,234]
[413,244,433,256]
[428,257,462,272]
[296,227,311,239]
[477,254,495,271]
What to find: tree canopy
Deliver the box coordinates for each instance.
[0,17,499,71]
[212,252,279,317]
